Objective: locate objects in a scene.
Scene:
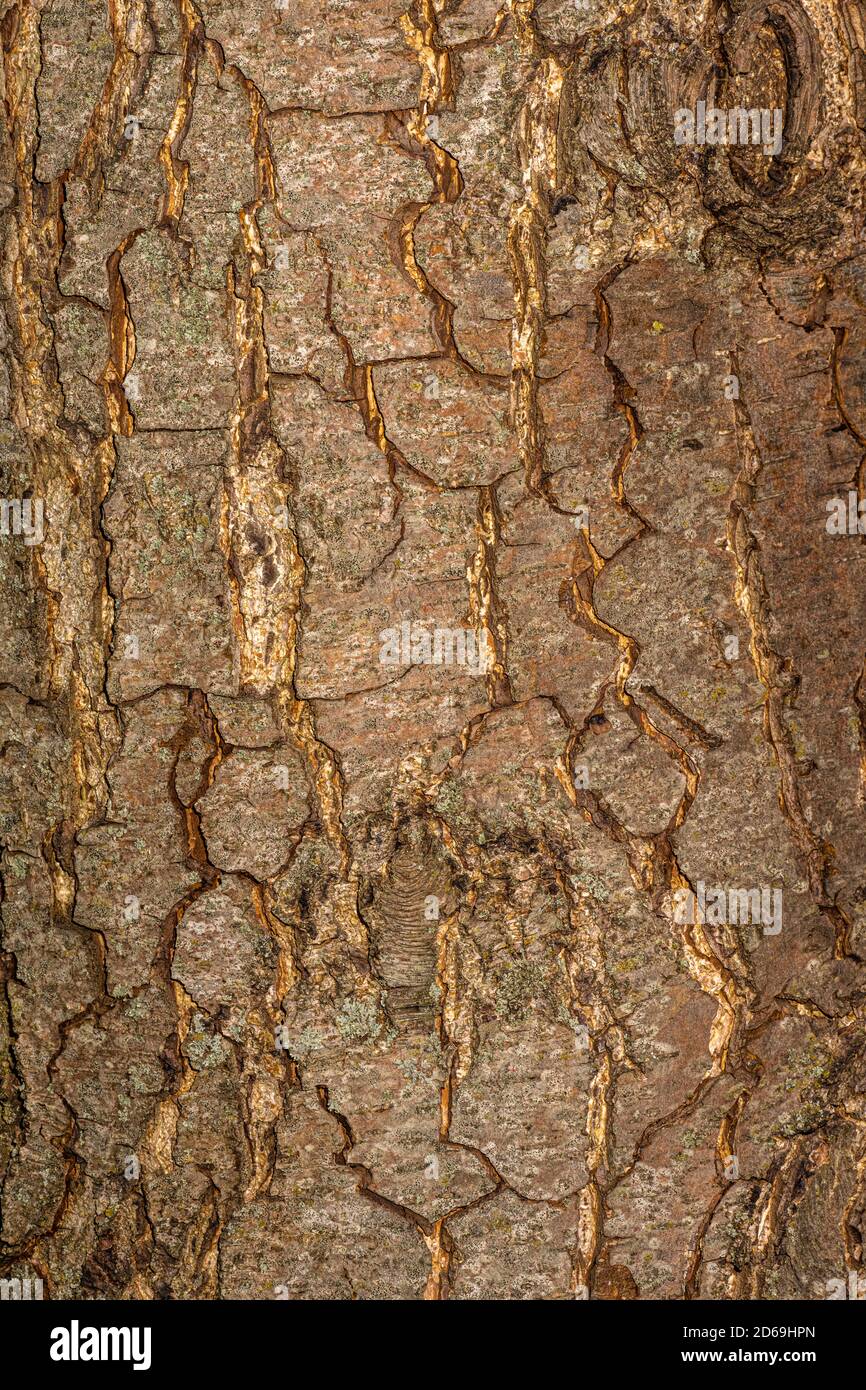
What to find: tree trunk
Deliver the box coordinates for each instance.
[1,0,865,1301]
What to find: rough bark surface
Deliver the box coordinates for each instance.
[1,0,866,1302]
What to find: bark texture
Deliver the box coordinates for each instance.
[1,0,866,1301]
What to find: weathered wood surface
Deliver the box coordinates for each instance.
[1,0,865,1299]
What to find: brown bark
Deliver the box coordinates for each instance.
[1,0,865,1301]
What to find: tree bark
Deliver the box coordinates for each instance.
[1,0,865,1300]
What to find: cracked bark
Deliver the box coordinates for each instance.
[1,0,865,1302]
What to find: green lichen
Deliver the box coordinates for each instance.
[336,997,382,1044]
[778,1100,828,1137]
[185,1015,228,1070]
[291,1027,322,1059]
[571,870,610,902]
[396,1056,423,1086]
[554,1001,590,1043]
[495,959,546,1020]
[433,779,469,829]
